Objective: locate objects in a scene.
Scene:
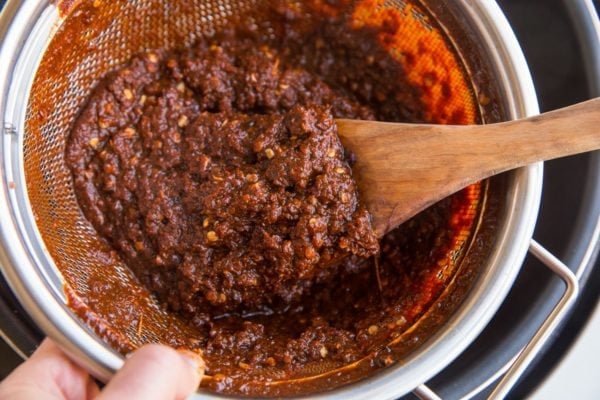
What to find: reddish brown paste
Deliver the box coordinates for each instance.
[63,2,487,395]
[65,34,382,315]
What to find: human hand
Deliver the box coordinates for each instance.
[0,338,204,400]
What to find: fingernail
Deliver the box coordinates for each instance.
[177,349,205,378]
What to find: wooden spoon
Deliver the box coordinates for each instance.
[336,97,600,238]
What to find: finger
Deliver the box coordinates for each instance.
[98,344,204,400]
[0,338,100,400]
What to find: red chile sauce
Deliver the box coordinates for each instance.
[51,0,498,396]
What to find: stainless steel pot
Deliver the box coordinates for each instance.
[0,1,542,398]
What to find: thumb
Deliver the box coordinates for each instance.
[98,344,204,400]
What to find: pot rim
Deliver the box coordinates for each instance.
[0,1,541,398]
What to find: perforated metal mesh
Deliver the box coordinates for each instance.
[24,0,481,394]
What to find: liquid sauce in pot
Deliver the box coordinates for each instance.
[58,0,494,395]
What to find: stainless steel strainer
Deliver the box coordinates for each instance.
[0,0,542,398]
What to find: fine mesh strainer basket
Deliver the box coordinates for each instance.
[0,0,541,398]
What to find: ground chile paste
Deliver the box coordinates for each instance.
[65,1,482,395]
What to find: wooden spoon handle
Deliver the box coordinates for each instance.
[451,97,600,171]
[336,97,600,236]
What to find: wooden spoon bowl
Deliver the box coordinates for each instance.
[336,97,600,237]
